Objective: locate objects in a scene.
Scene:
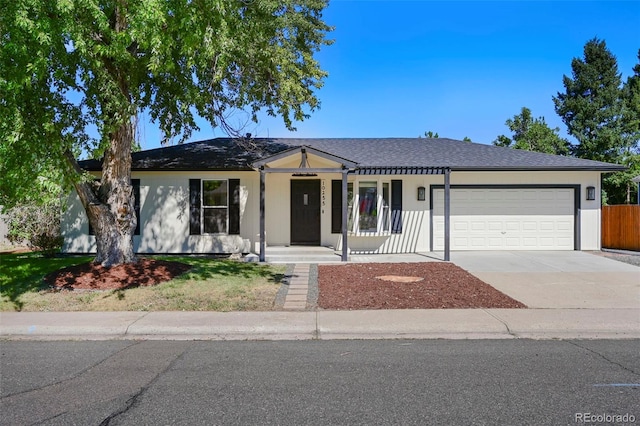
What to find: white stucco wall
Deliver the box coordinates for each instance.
[61,168,605,254]
[62,171,257,254]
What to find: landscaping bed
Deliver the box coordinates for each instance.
[318,262,526,310]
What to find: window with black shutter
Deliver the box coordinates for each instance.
[189,179,202,235]
[228,179,240,235]
[331,180,342,233]
[190,178,240,235]
[391,180,403,233]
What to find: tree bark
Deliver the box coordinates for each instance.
[65,121,137,267]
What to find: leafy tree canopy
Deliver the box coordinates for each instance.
[419,131,439,138]
[493,107,571,156]
[0,0,333,265]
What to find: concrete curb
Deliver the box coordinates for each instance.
[2,309,639,341]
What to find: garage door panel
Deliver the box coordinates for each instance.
[453,222,468,231]
[487,221,502,231]
[557,221,573,231]
[454,237,469,248]
[539,221,554,231]
[470,221,486,231]
[433,188,574,251]
[557,237,573,246]
[505,221,520,231]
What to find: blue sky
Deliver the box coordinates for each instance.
[138,0,640,150]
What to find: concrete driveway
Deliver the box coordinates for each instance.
[450,251,640,309]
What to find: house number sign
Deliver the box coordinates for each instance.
[321,180,326,213]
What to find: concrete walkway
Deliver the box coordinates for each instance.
[1,251,637,341]
[283,264,310,310]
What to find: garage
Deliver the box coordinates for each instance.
[432,186,576,251]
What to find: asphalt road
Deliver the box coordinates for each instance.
[1,340,638,425]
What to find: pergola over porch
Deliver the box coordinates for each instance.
[252,145,452,262]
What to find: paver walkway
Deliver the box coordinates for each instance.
[283,263,310,310]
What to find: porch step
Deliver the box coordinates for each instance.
[266,255,344,263]
[263,246,346,264]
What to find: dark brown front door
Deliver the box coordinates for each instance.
[291,180,321,245]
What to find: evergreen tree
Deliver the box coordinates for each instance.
[553,38,639,203]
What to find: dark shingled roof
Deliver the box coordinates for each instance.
[79,137,625,172]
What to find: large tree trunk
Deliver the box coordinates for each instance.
[67,121,137,267]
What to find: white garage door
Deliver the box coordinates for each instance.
[433,188,575,251]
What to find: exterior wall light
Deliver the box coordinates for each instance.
[417,186,426,201]
[586,186,596,201]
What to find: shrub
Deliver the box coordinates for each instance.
[5,201,63,257]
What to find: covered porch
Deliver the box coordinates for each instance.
[252,145,453,262]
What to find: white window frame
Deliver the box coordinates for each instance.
[347,179,392,235]
[201,179,229,235]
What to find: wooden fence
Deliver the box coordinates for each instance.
[601,205,640,251]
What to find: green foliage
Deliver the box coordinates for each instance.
[0,0,331,152]
[607,50,640,204]
[622,50,640,145]
[3,174,66,255]
[5,201,64,256]
[420,131,440,138]
[553,38,625,162]
[553,39,639,203]
[0,0,332,207]
[1,0,332,264]
[462,136,472,142]
[493,107,571,155]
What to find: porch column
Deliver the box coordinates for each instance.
[341,168,348,261]
[444,167,451,262]
[259,168,266,262]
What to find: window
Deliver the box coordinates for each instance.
[331,180,402,235]
[189,178,240,236]
[358,181,378,231]
[202,180,228,234]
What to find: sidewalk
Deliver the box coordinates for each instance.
[1,308,639,341]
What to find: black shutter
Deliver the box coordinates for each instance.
[391,180,402,234]
[132,179,141,235]
[189,179,201,235]
[331,180,342,233]
[228,179,240,235]
[88,178,100,235]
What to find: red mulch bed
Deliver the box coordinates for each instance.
[318,263,526,310]
[44,258,192,291]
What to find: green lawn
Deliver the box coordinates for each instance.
[0,253,285,312]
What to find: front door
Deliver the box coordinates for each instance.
[290,180,321,245]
